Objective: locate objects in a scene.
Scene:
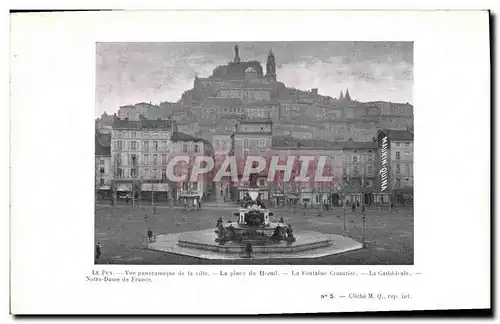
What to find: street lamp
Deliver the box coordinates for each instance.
[361,209,367,248]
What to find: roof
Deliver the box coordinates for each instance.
[245,67,256,73]
[202,97,244,108]
[171,132,211,146]
[95,133,111,156]
[112,117,175,130]
[379,129,414,141]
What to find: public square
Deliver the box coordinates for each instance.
[95,201,413,265]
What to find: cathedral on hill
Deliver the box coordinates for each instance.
[210,45,277,82]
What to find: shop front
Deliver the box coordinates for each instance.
[394,188,413,206]
[97,185,112,200]
[141,183,170,201]
[373,193,391,205]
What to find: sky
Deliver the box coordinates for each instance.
[96,42,413,117]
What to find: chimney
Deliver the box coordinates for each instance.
[311,88,318,95]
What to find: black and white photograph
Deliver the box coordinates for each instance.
[94,41,414,265]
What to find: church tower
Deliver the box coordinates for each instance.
[339,90,344,100]
[266,50,277,81]
[234,45,241,63]
[345,88,351,101]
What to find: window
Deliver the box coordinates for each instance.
[130,141,136,151]
[99,167,105,174]
[99,159,105,164]
[131,154,137,166]
[143,141,149,150]
[396,178,401,187]
[153,154,159,165]
[99,178,104,185]
[131,168,137,178]
[367,165,373,172]
[404,142,410,148]
[161,154,167,164]
[259,139,266,147]
[396,164,401,173]
[117,141,123,150]
[353,155,358,163]
[152,169,158,179]
[131,131,136,138]
[143,154,149,165]
[194,144,199,153]
[259,178,265,186]
[353,165,359,174]
[405,164,410,174]
[395,143,401,147]
[183,144,188,153]
[162,141,167,149]
[117,168,123,178]
[143,168,149,178]
[161,168,167,180]
[396,152,401,160]
[153,141,158,151]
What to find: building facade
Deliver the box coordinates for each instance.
[342,141,379,205]
[231,118,273,200]
[95,132,112,199]
[170,132,214,200]
[110,117,176,202]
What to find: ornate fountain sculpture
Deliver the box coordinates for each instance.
[215,190,295,245]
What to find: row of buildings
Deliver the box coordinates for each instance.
[95,116,414,206]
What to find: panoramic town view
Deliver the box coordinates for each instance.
[95,42,414,265]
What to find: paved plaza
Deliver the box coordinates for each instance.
[95,201,413,265]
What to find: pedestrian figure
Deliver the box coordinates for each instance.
[144,214,148,223]
[390,202,394,212]
[362,205,366,214]
[245,243,253,258]
[147,228,153,243]
[95,241,102,260]
[352,203,356,212]
[198,199,201,210]
[356,201,360,208]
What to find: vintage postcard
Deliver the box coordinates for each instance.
[10,10,491,315]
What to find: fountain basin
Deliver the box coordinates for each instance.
[148,229,363,260]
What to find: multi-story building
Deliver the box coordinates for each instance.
[342,141,378,205]
[271,137,344,207]
[95,131,112,199]
[216,87,272,103]
[117,102,170,121]
[212,131,234,201]
[200,97,245,121]
[170,132,214,200]
[231,118,273,200]
[110,116,176,202]
[244,100,279,119]
[377,129,414,206]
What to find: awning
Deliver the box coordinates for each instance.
[141,183,170,192]
[98,185,111,191]
[116,184,132,192]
